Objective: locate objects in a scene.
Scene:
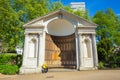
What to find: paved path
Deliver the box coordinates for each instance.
[0,70,120,80]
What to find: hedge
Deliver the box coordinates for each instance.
[0,53,22,74]
[0,64,19,75]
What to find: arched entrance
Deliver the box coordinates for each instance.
[45,19,76,69]
[20,9,98,74]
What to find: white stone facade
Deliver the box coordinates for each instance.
[20,9,98,74]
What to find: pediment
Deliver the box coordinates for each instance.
[23,9,97,28]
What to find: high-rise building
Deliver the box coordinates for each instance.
[70,2,85,11]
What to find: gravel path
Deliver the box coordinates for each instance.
[0,70,120,80]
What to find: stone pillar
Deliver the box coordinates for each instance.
[75,29,80,70]
[37,32,44,68]
[37,33,42,67]
[92,34,98,68]
[20,33,29,74]
[78,33,83,68]
[37,34,40,67]
[36,33,42,73]
[22,33,29,67]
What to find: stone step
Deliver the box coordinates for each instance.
[48,68,77,72]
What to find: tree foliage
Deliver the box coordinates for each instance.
[0,0,23,52]
[93,8,120,45]
[74,10,89,19]
[0,0,89,53]
[50,1,64,11]
[0,0,50,52]
[97,38,113,62]
[13,0,49,22]
[93,8,120,68]
[50,1,89,19]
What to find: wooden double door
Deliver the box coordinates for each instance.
[45,33,76,69]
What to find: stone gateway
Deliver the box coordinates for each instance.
[20,9,98,74]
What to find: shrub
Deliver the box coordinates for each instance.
[16,54,23,68]
[0,53,22,67]
[0,64,19,75]
[0,53,23,75]
[0,65,4,73]
[0,53,17,65]
[98,61,105,69]
[108,52,120,68]
[111,64,118,68]
[97,38,113,62]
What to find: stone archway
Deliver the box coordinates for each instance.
[45,19,76,69]
[20,9,98,74]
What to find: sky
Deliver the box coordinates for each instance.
[51,0,120,16]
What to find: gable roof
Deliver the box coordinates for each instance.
[23,9,97,27]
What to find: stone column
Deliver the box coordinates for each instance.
[75,29,80,70]
[37,33,42,67]
[37,32,44,67]
[36,33,42,73]
[92,34,98,68]
[37,34,40,67]
[78,33,83,68]
[22,33,29,67]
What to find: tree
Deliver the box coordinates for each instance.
[0,0,50,53]
[93,8,120,67]
[50,1,89,19]
[13,0,49,22]
[50,1,64,11]
[74,10,89,20]
[97,38,113,62]
[0,0,89,53]
[93,8,120,45]
[0,0,23,52]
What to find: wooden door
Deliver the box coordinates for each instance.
[45,33,76,69]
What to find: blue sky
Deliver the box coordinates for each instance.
[51,0,120,16]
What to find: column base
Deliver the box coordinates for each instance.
[19,66,42,74]
[79,67,98,70]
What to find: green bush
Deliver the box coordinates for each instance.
[108,52,120,68]
[0,65,4,73]
[0,64,19,75]
[0,53,17,65]
[16,54,23,68]
[0,53,23,75]
[111,64,118,68]
[98,61,105,69]
[0,53,22,66]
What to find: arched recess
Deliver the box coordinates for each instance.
[28,38,37,58]
[83,37,92,58]
[45,19,76,68]
[46,19,75,36]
